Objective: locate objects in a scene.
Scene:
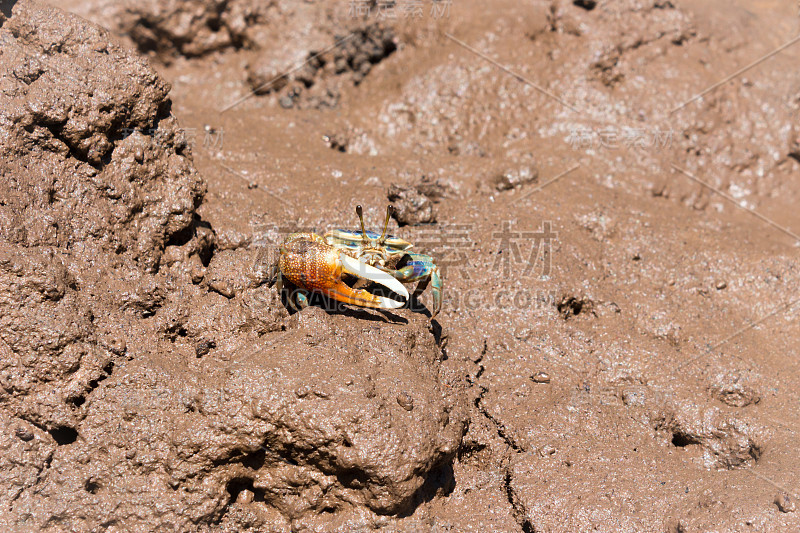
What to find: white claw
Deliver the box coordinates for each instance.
[339,253,410,302]
[375,296,405,309]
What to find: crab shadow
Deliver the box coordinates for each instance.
[277,287,409,324]
[273,276,445,324]
[329,306,408,323]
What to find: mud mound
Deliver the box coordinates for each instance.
[0,0,205,436]
[0,3,466,530]
[246,23,397,110]
[8,308,465,531]
[0,1,205,269]
[50,0,275,61]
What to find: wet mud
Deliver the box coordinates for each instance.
[2,0,800,531]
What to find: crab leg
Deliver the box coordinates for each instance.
[279,238,409,310]
[384,253,443,317]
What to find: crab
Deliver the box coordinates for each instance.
[270,205,442,316]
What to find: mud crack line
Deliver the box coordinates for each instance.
[470,340,524,453]
[504,468,536,533]
[468,340,533,532]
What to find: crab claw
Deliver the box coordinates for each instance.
[337,254,409,307]
[279,238,409,310]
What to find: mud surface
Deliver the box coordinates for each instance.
[3,0,800,530]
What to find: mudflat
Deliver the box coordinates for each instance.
[2,0,800,530]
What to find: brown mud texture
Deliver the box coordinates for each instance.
[1,0,800,531]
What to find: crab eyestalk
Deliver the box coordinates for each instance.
[355,204,394,244]
[356,204,368,240]
[379,204,393,243]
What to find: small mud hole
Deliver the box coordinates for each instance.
[49,426,78,445]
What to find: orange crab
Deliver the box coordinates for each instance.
[270,205,442,316]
